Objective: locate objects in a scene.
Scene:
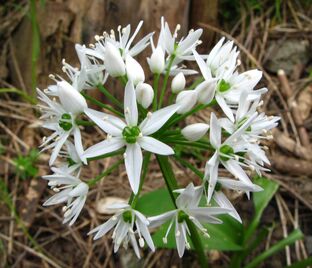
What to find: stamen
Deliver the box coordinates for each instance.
[139,238,145,248]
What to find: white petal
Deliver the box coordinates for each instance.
[209,113,221,148]
[89,217,118,239]
[222,159,252,185]
[124,81,138,126]
[216,95,234,122]
[73,128,84,162]
[43,188,72,206]
[140,104,179,135]
[206,152,219,203]
[138,136,174,155]
[68,182,88,197]
[49,132,70,166]
[136,219,155,251]
[193,49,211,80]
[213,191,242,223]
[176,222,186,258]
[148,210,176,228]
[84,108,125,136]
[83,138,125,159]
[125,143,142,194]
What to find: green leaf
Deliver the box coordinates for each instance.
[136,188,243,251]
[13,149,39,180]
[244,176,279,242]
[286,257,312,268]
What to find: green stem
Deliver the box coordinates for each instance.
[244,229,303,268]
[174,155,204,180]
[0,88,37,104]
[187,77,204,90]
[158,55,175,109]
[87,159,123,186]
[168,93,175,105]
[81,92,124,117]
[153,73,160,111]
[75,119,95,127]
[156,155,208,268]
[129,152,151,207]
[97,84,123,110]
[119,75,127,86]
[162,139,213,151]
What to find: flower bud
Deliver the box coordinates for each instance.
[136,82,154,109]
[171,72,186,93]
[182,123,209,141]
[148,46,165,74]
[175,90,198,114]
[126,55,145,86]
[57,81,87,115]
[104,42,126,77]
[195,80,216,104]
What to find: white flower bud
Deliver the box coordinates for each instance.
[195,80,216,104]
[171,72,186,93]
[175,90,198,114]
[148,46,165,74]
[104,42,126,77]
[126,55,145,86]
[181,123,209,141]
[135,82,154,109]
[57,81,87,115]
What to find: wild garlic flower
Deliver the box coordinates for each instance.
[204,112,260,203]
[148,183,230,257]
[38,81,87,166]
[88,203,155,258]
[43,169,88,226]
[83,81,179,193]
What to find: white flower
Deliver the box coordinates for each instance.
[135,82,154,109]
[175,90,198,114]
[158,17,203,66]
[148,46,165,74]
[61,44,107,91]
[104,42,126,77]
[83,81,178,194]
[148,183,229,257]
[37,81,87,165]
[171,72,186,93]
[204,112,259,203]
[88,203,155,258]
[195,80,216,104]
[126,55,145,86]
[43,169,88,226]
[181,123,209,141]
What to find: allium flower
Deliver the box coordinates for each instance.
[181,123,209,141]
[126,55,145,85]
[148,45,165,74]
[38,81,87,165]
[135,82,154,109]
[148,183,229,257]
[83,81,178,193]
[175,90,198,114]
[158,17,203,66]
[171,72,186,93]
[204,112,260,203]
[88,203,155,258]
[104,42,126,77]
[43,169,88,226]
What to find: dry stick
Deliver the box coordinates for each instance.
[0,233,64,268]
[0,121,29,150]
[278,69,310,146]
[198,22,299,139]
[294,199,302,261]
[276,193,291,266]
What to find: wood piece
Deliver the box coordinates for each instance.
[270,152,312,176]
[273,129,312,160]
[278,69,310,146]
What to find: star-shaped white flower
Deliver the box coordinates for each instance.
[83,81,179,194]
[148,183,229,257]
[88,203,155,258]
[38,81,87,166]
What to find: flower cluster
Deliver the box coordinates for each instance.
[38,18,279,258]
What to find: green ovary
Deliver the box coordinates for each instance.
[219,144,234,161]
[59,113,73,131]
[122,126,141,144]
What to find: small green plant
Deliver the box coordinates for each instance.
[14,149,39,179]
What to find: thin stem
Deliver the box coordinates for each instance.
[119,75,127,86]
[129,152,151,207]
[153,73,160,111]
[0,88,37,104]
[174,155,204,180]
[97,84,123,110]
[168,93,175,105]
[81,92,124,117]
[156,155,208,268]
[158,55,175,109]
[75,120,95,127]
[187,77,204,90]
[87,159,123,186]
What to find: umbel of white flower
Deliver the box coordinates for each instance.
[83,81,179,194]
